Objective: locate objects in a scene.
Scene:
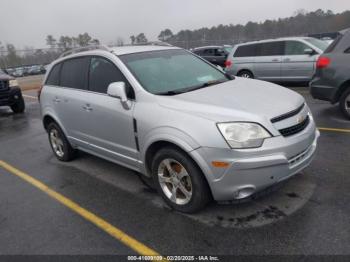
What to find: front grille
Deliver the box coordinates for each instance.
[0,80,9,91]
[279,115,310,137]
[271,103,305,123]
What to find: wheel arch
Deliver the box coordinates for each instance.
[332,79,350,103]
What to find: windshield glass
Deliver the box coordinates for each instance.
[119,49,228,95]
[304,38,328,52]
[0,69,4,74]
[223,46,233,53]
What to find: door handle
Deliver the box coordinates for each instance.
[53,97,61,103]
[82,104,93,112]
[283,58,291,62]
[271,59,280,62]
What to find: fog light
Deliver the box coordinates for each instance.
[14,95,19,99]
[233,186,256,199]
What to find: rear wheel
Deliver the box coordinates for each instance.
[47,122,77,161]
[11,95,25,113]
[152,147,210,213]
[339,87,350,120]
[238,70,254,79]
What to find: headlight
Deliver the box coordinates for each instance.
[9,79,18,87]
[217,122,271,149]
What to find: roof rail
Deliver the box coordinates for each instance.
[131,41,173,47]
[59,45,110,58]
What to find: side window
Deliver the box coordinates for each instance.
[259,41,284,56]
[60,57,89,90]
[203,49,215,56]
[215,48,226,56]
[88,57,135,99]
[234,44,257,57]
[344,47,350,53]
[285,41,310,55]
[46,63,61,86]
[193,50,202,55]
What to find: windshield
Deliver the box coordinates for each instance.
[223,46,233,53]
[304,38,328,52]
[119,49,229,95]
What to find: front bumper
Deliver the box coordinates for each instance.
[190,121,320,201]
[0,86,22,106]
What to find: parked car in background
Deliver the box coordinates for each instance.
[40,45,319,213]
[28,65,46,75]
[12,68,24,77]
[225,37,328,82]
[310,28,350,119]
[192,45,232,67]
[0,69,25,113]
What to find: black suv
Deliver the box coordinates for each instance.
[310,28,350,119]
[191,45,232,68]
[0,69,25,113]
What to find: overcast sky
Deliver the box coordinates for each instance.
[0,0,349,49]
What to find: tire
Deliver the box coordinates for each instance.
[47,122,77,161]
[339,87,350,120]
[11,95,25,113]
[238,70,254,79]
[151,147,211,213]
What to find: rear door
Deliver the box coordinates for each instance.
[281,40,318,81]
[201,48,218,65]
[53,57,91,148]
[213,48,228,67]
[253,41,284,81]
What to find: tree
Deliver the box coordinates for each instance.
[130,35,136,45]
[116,37,124,46]
[6,44,21,67]
[135,33,148,44]
[158,29,173,41]
[46,35,57,48]
[58,36,73,51]
[76,33,92,47]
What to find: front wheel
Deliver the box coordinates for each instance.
[339,87,350,120]
[11,96,25,113]
[152,147,211,213]
[238,70,254,79]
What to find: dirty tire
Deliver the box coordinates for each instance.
[47,122,77,162]
[11,96,25,113]
[339,87,350,120]
[152,147,211,213]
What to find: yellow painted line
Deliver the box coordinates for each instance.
[318,127,350,133]
[23,94,37,100]
[0,160,163,259]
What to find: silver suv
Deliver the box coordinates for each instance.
[225,37,328,82]
[40,45,319,213]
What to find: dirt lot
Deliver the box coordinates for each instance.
[17,75,44,91]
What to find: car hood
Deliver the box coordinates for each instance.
[0,72,13,81]
[156,78,304,122]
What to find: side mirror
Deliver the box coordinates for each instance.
[304,48,315,55]
[107,82,131,110]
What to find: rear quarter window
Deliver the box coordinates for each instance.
[46,63,62,86]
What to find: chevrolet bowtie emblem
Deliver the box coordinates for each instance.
[297,115,305,124]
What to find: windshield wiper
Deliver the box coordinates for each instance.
[184,79,227,93]
[156,90,185,96]
[156,78,232,96]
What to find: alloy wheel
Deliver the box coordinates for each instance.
[157,158,193,205]
[50,128,64,157]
